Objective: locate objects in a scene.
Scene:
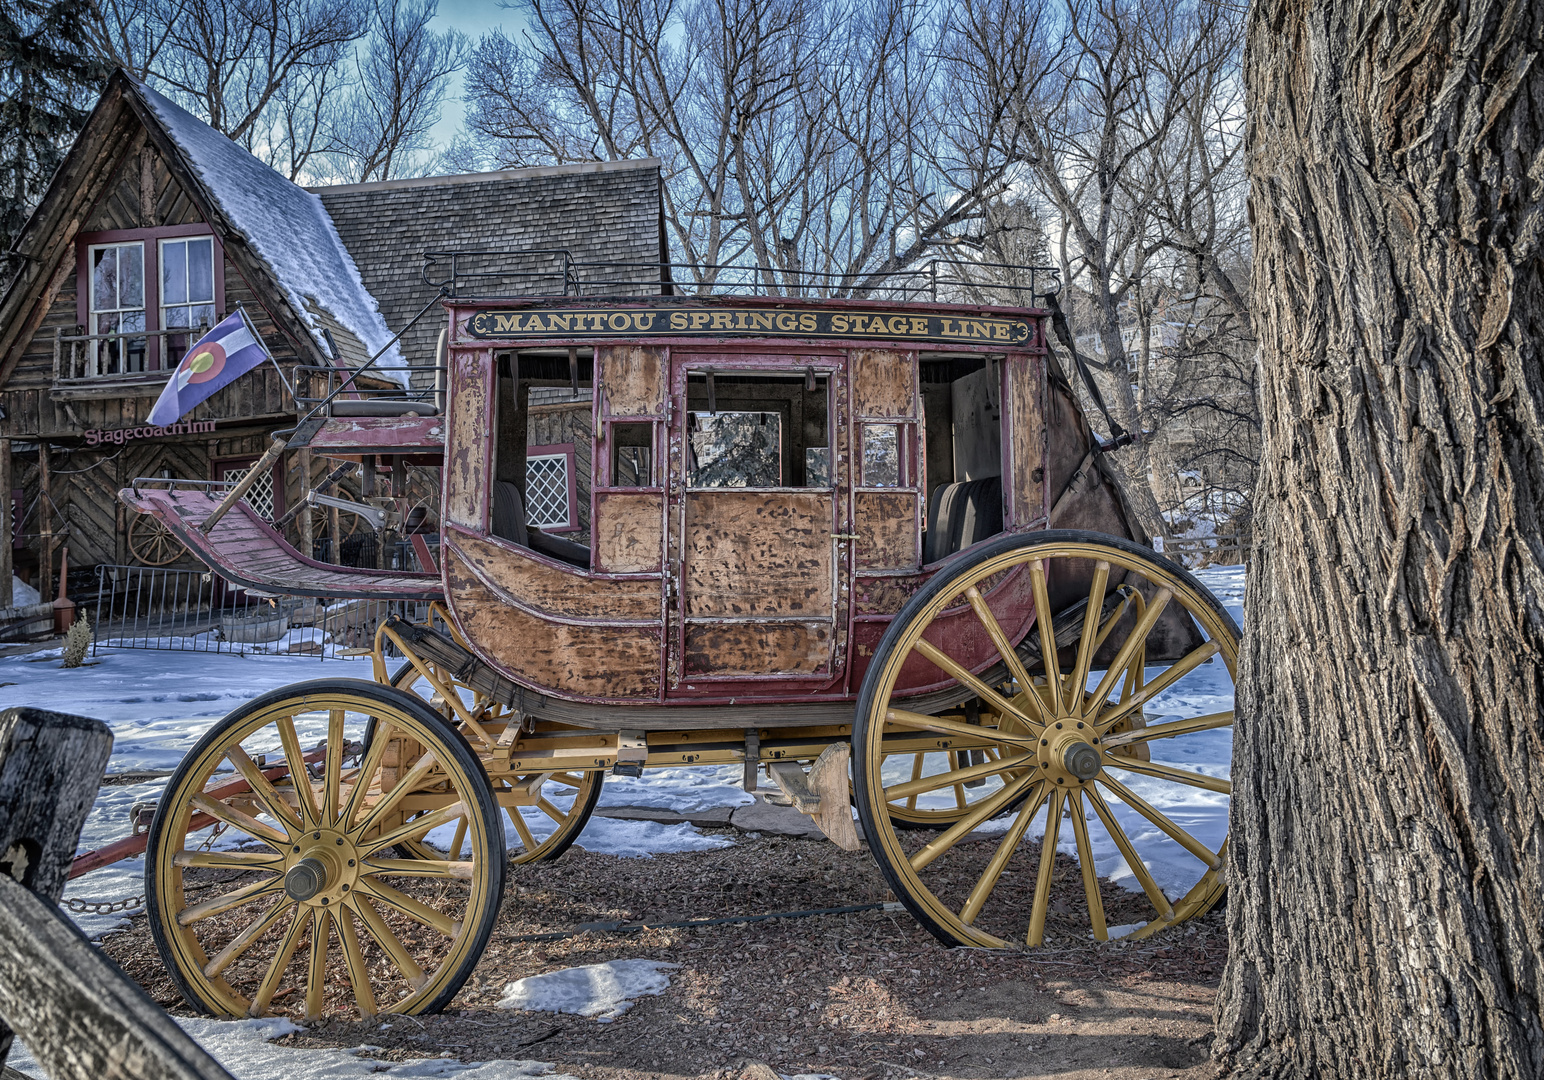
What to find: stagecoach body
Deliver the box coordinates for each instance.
[117,276,1239,1024]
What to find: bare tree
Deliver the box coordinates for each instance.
[328,0,467,182]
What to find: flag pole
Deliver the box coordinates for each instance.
[198,310,286,535]
[236,304,295,400]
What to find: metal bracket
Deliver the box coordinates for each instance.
[614,730,647,777]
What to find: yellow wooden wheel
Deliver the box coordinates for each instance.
[128,511,187,566]
[145,679,505,1020]
[854,529,1238,948]
[384,661,604,864]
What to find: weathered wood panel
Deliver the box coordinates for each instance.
[853,490,918,570]
[683,491,832,617]
[599,344,666,416]
[684,620,831,676]
[1006,353,1045,526]
[850,349,915,417]
[444,349,491,529]
[447,529,658,621]
[445,548,661,700]
[593,492,663,573]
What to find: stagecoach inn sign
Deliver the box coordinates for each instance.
[465,305,1038,345]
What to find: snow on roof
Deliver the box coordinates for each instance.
[136,82,408,386]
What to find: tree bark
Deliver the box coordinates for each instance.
[1219,1,1544,1077]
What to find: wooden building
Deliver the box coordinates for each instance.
[0,70,664,606]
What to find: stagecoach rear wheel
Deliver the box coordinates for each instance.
[145,679,505,1020]
[854,530,1238,949]
[128,511,187,566]
[384,661,604,864]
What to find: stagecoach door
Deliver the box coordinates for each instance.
[666,352,848,686]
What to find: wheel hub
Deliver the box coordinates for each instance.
[284,829,360,906]
[1036,718,1104,787]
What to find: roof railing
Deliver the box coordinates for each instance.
[422,251,1061,305]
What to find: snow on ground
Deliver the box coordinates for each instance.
[9,575,40,605]
[498,959,681,1021]
[5,1017,578,1079]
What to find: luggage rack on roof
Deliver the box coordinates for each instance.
[420,250,1061,305]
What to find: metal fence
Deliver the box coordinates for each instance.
[90,564,428,658]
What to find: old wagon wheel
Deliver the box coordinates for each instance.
[145,679,505,1020]
[384,661,604,864]
[295,488,362,552]
[854,530,1238,949]
[128,511,187,566]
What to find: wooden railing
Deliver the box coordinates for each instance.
[0,707,234,1080]
[51,325,213,391]
[1156,532,1249,565]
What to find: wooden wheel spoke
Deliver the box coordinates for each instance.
[359,801,466,858]
[1097,775,1222,870]
[960,781,1047,925]
[304,908,330,1023]
[336,905,377,1017]
[1067,793,1108,941]
[1095,640,1222,731]
[1082,588,1172,719]
[357,878,462,938]
[963,585,1045,722]
[548,773,587,788]
[447,816,468,861]
[884,708,1038,751]
[248,904,310,1016]
[1066,562,1110,712]
[910,772,1038,872]
[1092,588,1136,653]
[884,751,1034,801]
[1026,787,1065,947]
[363,857,475,879]
[1103,711,1233,748]
[172,850,285,872]
[277,717,320,828]
[1028,559,1062,693]
[906,753,924,811]
[912,640,1042,730]
[324,709,345,825]
[1104,756,1232,794]
[507,806,538,851]
[339,722,394,832]
[353,750,441,838]
[177,874,286,926]
[223,745,303,835]
[1085,784,1174,922]
[537,797,567,825]
[201,896,295,978]
[349,896,427,990]
[189,792,289,847]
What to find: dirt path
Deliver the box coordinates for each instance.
[104,832,1228,1079]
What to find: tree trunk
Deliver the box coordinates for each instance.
[1218,1,1544,1077]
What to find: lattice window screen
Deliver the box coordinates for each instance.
[220,465,276,521]
[525,453,572,529]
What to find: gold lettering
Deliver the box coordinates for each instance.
[993,321,1010,340]
[799,312,817,331]
[748,311,774,331]
[493,314,518,334]
[711,312,733,330]
[633,312,657,330]
[776,312,797,330]
[911,317,929,335]
[832,314,850,333]
[523,314,549,332]
[888,316,908,335]
[941,319,957,336]
[670,312,688,330]
[968,320,991,339]
[609,312,631,330]
[690,312,712,330]
[547,314,571,331]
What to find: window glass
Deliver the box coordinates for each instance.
[863,424,902,487]
[611,423,654,487]
[89,243,146,374]
[804,447,830,486]
[525,452,573,528]
[688,411,781,487]
[161,237,217,366]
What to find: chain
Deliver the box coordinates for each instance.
[62,893,146,915]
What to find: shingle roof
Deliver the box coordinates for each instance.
[313,161,666,372]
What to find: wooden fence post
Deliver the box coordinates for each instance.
[0,707,235,1079]
[1,438,12,609]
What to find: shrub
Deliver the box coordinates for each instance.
[62,613,92,668]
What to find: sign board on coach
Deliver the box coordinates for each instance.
[83,420,218,447]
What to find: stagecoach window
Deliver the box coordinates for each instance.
[524,450,575,530]
[862,424,902,487]
[611,423,654,487]
[688,411,782,488]
[805,447,830,487]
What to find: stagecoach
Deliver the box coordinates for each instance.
[119,259,1239,1022]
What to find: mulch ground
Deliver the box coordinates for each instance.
[103,831,1229,1080]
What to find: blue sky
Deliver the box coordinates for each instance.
[427,0,521,152]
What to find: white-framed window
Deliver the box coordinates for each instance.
[525,443,578,531]
[218,461,277,522]
[160,236,217,367]
[88,242,147,374]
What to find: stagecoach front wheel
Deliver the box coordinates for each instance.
[853,530,1238,949]
[145,679,505,1020]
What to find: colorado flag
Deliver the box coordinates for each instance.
[147,311,270,426]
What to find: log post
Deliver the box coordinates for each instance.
[297,447,313,557]
[38,443,51,604]
[1,438,11,609]
[0,707,114,1068]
